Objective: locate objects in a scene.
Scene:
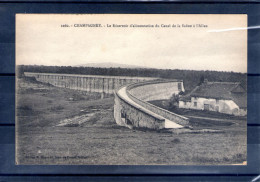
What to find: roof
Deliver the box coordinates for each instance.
[179,86,199,102]
[179,95,191,102]
[180,81,247,108]
[231,93,247,108]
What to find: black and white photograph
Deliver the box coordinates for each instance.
[15,14,247,165]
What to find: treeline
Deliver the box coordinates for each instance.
[17,65,247,92]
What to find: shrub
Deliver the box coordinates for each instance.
[171,138,181,144]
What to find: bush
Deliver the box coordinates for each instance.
[49,105,64,111]
[171,138,181,144]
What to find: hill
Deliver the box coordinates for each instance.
[76,62,148,69]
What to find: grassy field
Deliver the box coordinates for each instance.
[16,77,247,165]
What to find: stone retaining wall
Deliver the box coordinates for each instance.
[126,81,189,126]
[114,91,165,129]
[128,80,185,101]
[24,72,156,94]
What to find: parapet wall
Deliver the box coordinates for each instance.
[128,80,185,101]
[126,80,189,126]
[114,80,189,129]
[114,90,165,130]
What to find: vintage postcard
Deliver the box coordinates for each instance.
[16,14,247,165]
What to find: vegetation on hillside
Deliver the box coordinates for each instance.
[17,65,247,92]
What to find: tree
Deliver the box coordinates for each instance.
[169,93,179,108]
[199,75,205,85]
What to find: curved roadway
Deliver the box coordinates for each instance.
[117,86,183,129]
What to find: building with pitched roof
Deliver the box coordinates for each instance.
[179,80,247,116]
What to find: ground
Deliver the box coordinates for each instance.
[16,77,247,165]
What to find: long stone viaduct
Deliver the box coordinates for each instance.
[24,72,156,96]
[24,72,189,129]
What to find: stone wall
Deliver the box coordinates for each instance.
[128,80,185,101]
[126,81,189,126]
[24,72,156,94]
[114,91,165,130]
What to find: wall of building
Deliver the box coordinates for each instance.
[179,97,246,116]
[179,101,192,109]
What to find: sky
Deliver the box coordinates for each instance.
[16,14,247,73]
